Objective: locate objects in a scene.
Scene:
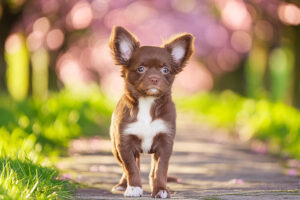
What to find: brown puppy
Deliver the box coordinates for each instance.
[109,26,194,198]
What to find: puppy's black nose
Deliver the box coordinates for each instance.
[150,77,158,85]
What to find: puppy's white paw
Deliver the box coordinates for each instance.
[111,185,125,192]
[155,190,168,198]
[124,186,143,197]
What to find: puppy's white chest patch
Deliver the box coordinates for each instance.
[123,97,169,153]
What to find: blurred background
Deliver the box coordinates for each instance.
[1,0,300,199]
[1,0,300,102]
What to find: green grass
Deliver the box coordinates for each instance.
[0,156,74,200]
[0,88,113,158]
[0,87,113,199]
[177,90,300,159]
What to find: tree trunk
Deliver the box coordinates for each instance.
[0,2,26,92]
[293,26,300,108]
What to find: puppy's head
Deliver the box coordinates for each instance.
[110,26,194,97]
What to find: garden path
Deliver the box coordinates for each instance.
[58,116,300,200]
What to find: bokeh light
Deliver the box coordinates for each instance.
[92,0,109,19]
[231,31,252,53]
[171,0,196,13]
[5,34,22,54]
[41,0,59,14]
[204,24,228,48]
[68,1,93,30]
[174,61,214,95]
[27,31,44,51]
[254,20,274,41]
[33,17,50,35]
[217,48,239,72]
[219,0,252,30]
[278,3,300,26]
[124,1,157,25]
[46,29,64,50]
[26,17,50,51]
[104,8,129,29]
[57,54,84,86]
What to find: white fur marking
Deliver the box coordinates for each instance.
[147,88,159,95]
[171,45,185,63]
[120,38,132,61]
[149,88,158,93]
[123,97,169,153]
[124,186,143,197]
[155,190,168,198]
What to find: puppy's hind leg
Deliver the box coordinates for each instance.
[118,138,143,197]
[111,139,127,192]
[112,173,127,192]
[112,155,139,192]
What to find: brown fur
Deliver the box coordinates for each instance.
[109,26,194,198]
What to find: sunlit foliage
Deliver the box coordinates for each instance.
[178,91,300,158]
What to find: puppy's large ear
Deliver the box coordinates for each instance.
[109,26,140,66]
[163,33,194,73]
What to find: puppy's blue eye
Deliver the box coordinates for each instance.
[137,66,145,73]
[161,66,169,74]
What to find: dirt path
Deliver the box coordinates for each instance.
[58,117,300,200]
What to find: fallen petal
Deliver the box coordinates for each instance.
[287,169,298,176]
[228,178,244,184]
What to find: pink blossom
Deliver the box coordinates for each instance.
[287,169,298,176]
[89,165,98,172]
[58,173,72,180]
[228,178,244,184]
[77,175,83,182]
[89,165,106,172]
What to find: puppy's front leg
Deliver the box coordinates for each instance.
[118,136,143,197]
[150,134,173,198]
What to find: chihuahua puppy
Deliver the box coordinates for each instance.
[109,26,194,198]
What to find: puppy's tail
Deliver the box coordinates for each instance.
[167,176,180,183]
